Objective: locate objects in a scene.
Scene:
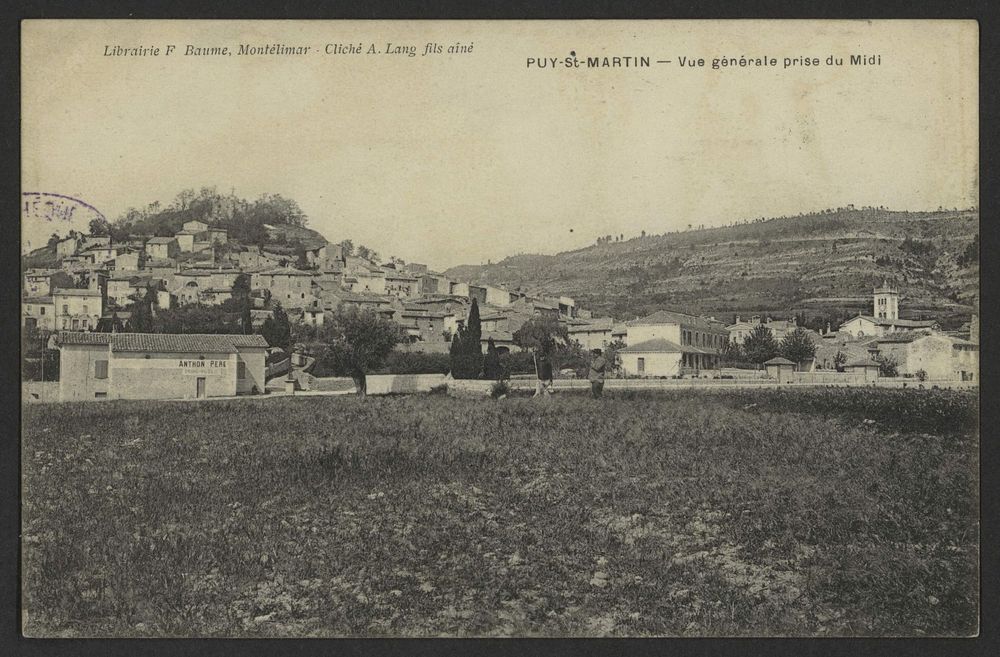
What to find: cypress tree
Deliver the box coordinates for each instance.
[467,298,482,347]
[484,337,501,380]
[449,298,484,379]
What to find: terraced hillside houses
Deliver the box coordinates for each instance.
[23,214,978,384]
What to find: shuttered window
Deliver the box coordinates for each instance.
[95,360,108,379]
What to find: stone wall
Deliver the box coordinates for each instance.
[365,374,449,395]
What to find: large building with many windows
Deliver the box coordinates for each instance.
[619,310,729,377]
[56,332,269,401]
[51,287,104,331]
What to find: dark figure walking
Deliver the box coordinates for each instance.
[589,348,607,398]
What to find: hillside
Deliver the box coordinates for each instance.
[22,188,333,268]
[445,208,980,329]
[261,223,329,250]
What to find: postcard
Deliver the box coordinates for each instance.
[21,19,979,638]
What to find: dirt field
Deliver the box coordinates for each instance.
[21,388,979,637]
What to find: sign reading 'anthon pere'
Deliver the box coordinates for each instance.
[179,359,228,375]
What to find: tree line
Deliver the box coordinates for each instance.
[721,325,817,367]
[83,187,310,247]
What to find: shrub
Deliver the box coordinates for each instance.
[489,380,510,399]
[877,354,899,378]
[450,353,484,380]
[500,351,535,375]
[375,351,451,375]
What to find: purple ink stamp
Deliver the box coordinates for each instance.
[22,192,107,253]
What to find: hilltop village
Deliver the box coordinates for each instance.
[22,217,979,401]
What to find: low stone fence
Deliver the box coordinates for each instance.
[870,377,977,390]
[791,371,869,385]
[719,367,768,380]
[365,374,448,395]
[296,374,448,395]
[500,376,978,392]
[22,381,60,402]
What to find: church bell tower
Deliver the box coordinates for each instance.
[873,280,899,321]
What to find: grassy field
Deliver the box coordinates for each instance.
[21,388,979,637]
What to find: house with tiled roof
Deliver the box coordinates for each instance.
[51,287,104,331]
[24,269,75,298]
[182,220,209,234]
[479,309,533,335]
[418,272,453,295]
[174,229,201,252]
[619,309,729,377]
[567,317,616,351]
[873,332,979,381]
[348,267,387,295]
[839,313,940,339]
[145,236,179,260]
[396,310,449,343]
[510,296,560,320]
[726,315,800,344]
[107,271,154,307]
[110,249,143,271]
[56,331,268,401]
[839,282,941,338]
[22,295,55,332]
[250,267,320,309]
[384,270,420,299]
[80,243,128,265]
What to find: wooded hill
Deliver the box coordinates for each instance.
[23,188,331,269]
[445,208,980,330]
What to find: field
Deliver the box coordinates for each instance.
[21,388,979,637]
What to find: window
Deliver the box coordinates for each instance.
[72,319,79,329]
[637,357,645,372]
[95,392,107,399]
[237,361,246,379]
[95,360,108,379]
[40,306,45,315]
[82,318,88,329]
[62,304,69,315]
[83,305,88,315]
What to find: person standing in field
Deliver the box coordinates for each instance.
[534,352,554,397]
[589,348,607,398]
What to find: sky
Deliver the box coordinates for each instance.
[22,20,978,270]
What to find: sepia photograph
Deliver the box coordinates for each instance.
[19,19,980,638]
